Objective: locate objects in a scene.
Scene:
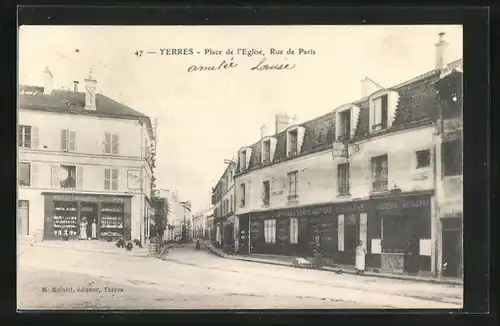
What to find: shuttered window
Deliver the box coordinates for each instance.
[105,168,119,190]
[61,129,76,152]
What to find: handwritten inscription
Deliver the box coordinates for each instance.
[187,57,295,72]
[250,58,296,71]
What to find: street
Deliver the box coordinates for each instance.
[17,243,463,309]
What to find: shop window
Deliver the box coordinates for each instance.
[371,94,388,131]
[288,130,298,157]
[338,109,351,141]
[18,125,32,148]
[61,129,76,152]
[382,217,407,253]
[104,133,120,155]
[289,217,299,244]
[287,171,298,200]
[104,168,119,190]
[262,140,271,164]
[442,140,462,176]
[18,162,31,187]
[240,183,246,207]
[60,165,76,189]
[371,154,388,191]
[416,149,431,168]
[337,163,350,195]
[264,219,276,244]
[262,180,270,206]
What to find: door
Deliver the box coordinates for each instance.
[18,200,29,235]
[344,213,358,265]
[442,230,461,277]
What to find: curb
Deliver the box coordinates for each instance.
[34,242,150,258]
[206,246,462,286]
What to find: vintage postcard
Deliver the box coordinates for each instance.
[17,24,463,310]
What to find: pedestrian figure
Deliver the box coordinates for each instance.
[355,240,367,273]
[79,218,87,240]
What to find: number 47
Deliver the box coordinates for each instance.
[135,50,143,57]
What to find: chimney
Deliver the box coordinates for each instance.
[43,66,53,95]
[275,114,291,134]
[260,124,270,138]
[73,80,79,92]
[84,69,97,111]
[361,77,383,98]
[435,32,449,70]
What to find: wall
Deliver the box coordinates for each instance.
[235,126,435,215]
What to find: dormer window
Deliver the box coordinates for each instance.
[288,130,298,157]
[371,94,388,131]
[369,90,399,134]
[262,140,271,164]
[240,150,247,170]
[339,110,351,141]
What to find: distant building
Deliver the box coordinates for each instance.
[17,68,156,244]
[154,189,193,241]
[211,161,236,251]
[193,207,214,239]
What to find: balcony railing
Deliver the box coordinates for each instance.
[287,194,299,201]
[372,179,388,192]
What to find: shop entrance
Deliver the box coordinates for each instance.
[344,213,358,265]
[17,200,29,236]
[80,203,98,240]
[442,218,462,278]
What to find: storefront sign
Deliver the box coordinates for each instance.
[254,202,366,220]
[51,194,126,203]
[335,203,366,214]
[376,197,430,211]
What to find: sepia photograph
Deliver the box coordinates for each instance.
[17,24,464,310]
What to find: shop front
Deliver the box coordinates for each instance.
[42,192,132,241]
[441,216,462,278]
[367,192,432,275]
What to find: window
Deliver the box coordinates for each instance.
[416,149,431,168]
[262,140,271,164]
[240,183,246,207]
[18,125,32,148]
[264,219,276,244]
[60,165,76,189]
[19,162,31,187]
[230,195,233,212]
[371,94,388,131]
[289,217,299,244]
[287,171,298,200]
[371,155,388,191]
[288,130,298,156]
[105,133,120,154]
[339,110,351,141]
[61,129,76,152]
[105,168,119,190]
[442,140,463,176]
[337,163,350,196]
[240,150,247,171]
[262,180,270,205]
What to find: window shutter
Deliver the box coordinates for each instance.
[61,129,68,151]
[338,214,345,251]
[350,106,360,138]
[381,95,388,129]
[104,168,110,190]
[32,126,39,149]
[360,213,368,250]
[69,131,76,152]
[269,138,277,162]
[112,134,119,154]
[387,91,399,128]
[31,163,38,187]
[51,164,59,188]
[245,148,252,169]
[296,126,306,154]
[104,133,111,153]
[77,166,83,189]
[112,169,118,190]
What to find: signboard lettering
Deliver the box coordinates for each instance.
[376,198,429,210]
[52,194,125,203]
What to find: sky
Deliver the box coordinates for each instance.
[18,25,462,212]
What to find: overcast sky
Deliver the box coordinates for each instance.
[19,25,462,212]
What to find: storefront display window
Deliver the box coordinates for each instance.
[100,203,124,239]
[53,201,78,237]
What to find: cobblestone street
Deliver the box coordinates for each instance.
[17,242,463,309]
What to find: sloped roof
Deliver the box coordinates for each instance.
[19,85,148,119]
[236,62,462,176]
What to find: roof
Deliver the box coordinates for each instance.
[236,61,463,176]
[19,85,155,139]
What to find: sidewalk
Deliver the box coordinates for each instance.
[33,240,151,258]
[205,243,463,286]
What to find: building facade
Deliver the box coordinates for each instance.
[17,69,156,244]
[154,189,193,241]
[193,207,214,240]
[211,161,237,251]
[232,33,462,278]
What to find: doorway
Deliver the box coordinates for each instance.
[442,229,461,277]
[17,200,29,235]
[344,213,358,265]
[80,203,98,240]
